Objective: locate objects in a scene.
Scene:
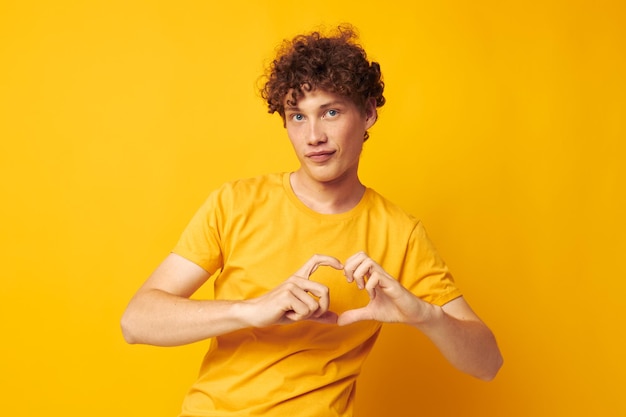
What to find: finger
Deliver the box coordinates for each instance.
[294,254,344,279]
[344,252,374,290]
[343,251,368,284]
[287,277,329,299]
[298,278,331,313]
[337,307,372,326]
[363,274,381,300]
[309,310,338,324]
[351,262,374,290]
[284,290,321,321]
[284,278,330,319]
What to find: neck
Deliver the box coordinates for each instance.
[289,171,365,214]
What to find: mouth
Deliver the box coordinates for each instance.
[305,150,336,162]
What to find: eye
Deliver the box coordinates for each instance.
[291,113,304,122]
[324,109,339,119]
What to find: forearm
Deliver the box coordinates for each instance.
[413,303,503,381]
[121,289,250,346]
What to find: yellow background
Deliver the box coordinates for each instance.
[1,1,624,416]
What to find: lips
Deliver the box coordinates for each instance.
[305,150,336,162]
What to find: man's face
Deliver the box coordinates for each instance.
[283,89,376,187]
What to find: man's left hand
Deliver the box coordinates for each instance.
[337,251,435,326]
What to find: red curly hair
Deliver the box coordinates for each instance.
[260,26,385,140]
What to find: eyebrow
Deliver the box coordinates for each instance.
[284,100,348,112]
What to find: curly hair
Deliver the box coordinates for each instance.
[260,26,385,140]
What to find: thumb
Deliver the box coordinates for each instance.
[309,310,339,325]
[337,307,373,326]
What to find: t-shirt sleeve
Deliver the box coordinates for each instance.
[172,188,225,275]
[399,221,462,306]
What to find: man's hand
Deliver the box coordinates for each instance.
[338,251,435,326]
[242,254,344,327]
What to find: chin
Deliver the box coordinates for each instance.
[313,172,349,185]
[300,164,355,186]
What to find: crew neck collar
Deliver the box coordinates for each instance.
[281,172,370,220]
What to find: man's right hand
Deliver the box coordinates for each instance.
[121,253,343,346]
[241,254,344,327]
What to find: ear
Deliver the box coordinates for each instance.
[364,97,378,129]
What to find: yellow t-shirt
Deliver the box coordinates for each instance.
[173,173,461,417]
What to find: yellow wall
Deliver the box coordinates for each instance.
[1,1,624,415]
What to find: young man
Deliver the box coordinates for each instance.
[121,26,502,417]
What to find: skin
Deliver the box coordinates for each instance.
[121,88,503,381]
[283,88,375,213]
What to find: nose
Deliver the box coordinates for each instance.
[307,120,327,145]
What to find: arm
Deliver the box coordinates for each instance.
[121,253,343,346]
[415,296,503,381]
[338,252,503,381]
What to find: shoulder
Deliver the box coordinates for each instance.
[197,173,286,219]
[364,188,420,228]
[218,172,282,191]
[210,173,284,200]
